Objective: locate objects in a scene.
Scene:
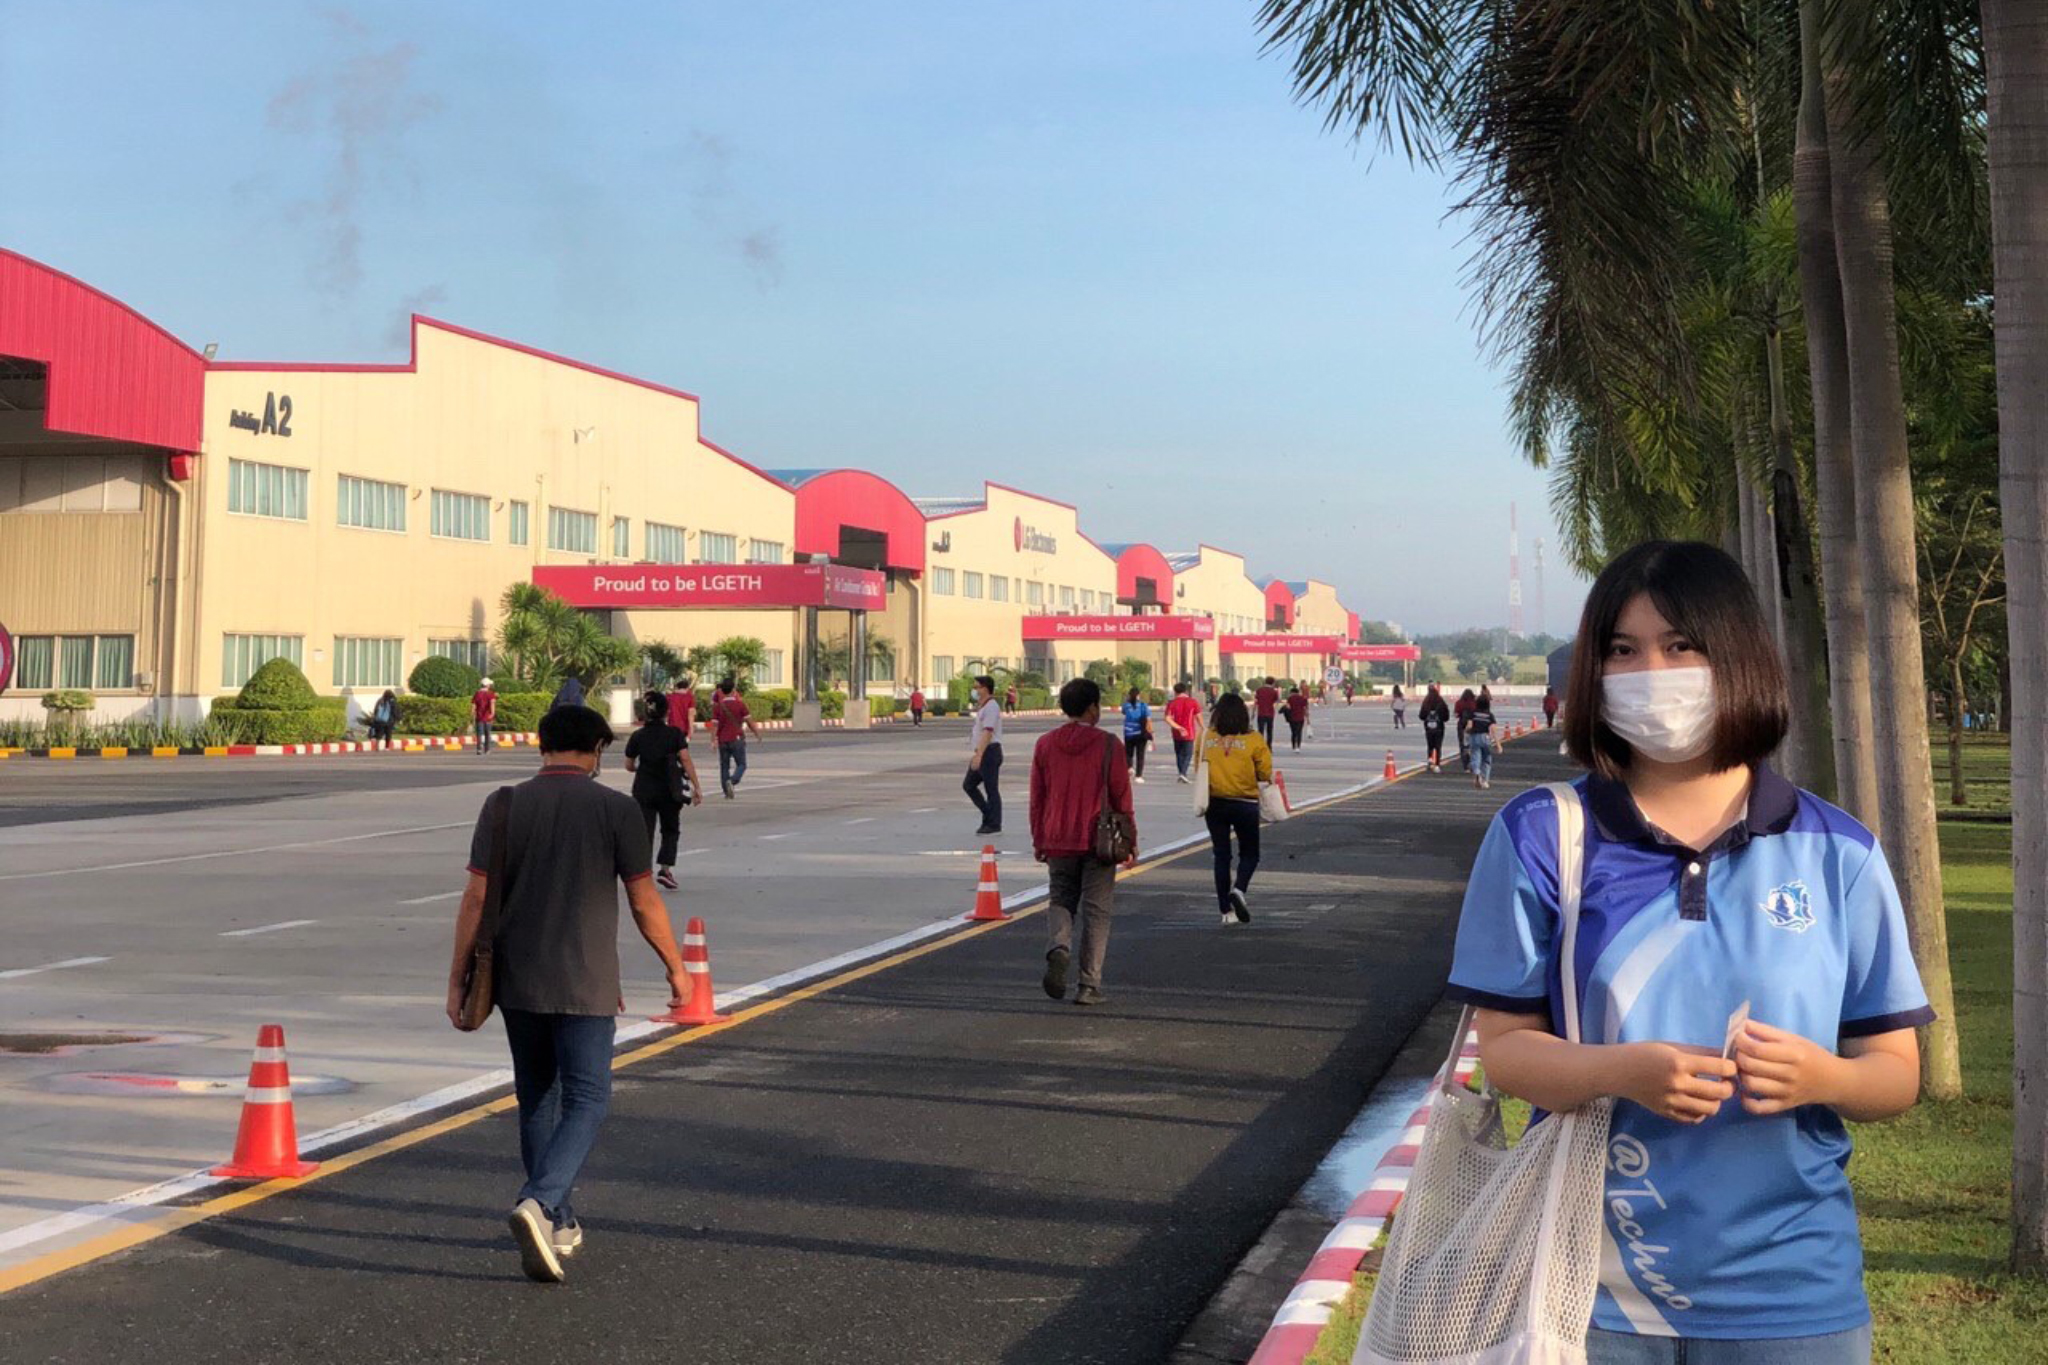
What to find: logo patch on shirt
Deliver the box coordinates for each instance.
[1760,880,1817,933]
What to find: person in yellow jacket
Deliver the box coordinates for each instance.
[1201,692,1273,926]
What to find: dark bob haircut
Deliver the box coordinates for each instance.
[1059,677,1102,718]
[1562,540,1788,778]
[539,703,616,755]
[1210,692,1251,737]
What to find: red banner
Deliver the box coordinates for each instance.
[1020,614,1216,641]
[534,563,886,611]
[1218,633,1343,654]
[1339,644,1422,662]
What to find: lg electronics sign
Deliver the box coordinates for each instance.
[0,623,13,692]
[1013,517,1057,554]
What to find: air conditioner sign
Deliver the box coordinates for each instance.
[1014,517,1056,554]
[227,391,294,438]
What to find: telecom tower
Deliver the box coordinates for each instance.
[1507,503,1525,639]
[1531,535,1547,640]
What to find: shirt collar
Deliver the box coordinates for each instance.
[1584,761,1799,851]
[538,764,592,778]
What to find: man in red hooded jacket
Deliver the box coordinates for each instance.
[1029,677,1137,1007]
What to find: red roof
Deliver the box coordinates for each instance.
[1106,543,1175,607]
[779,468,927,573]
[1262,579,1296,629]
[0,250,206,453]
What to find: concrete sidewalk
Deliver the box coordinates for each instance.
[0,738,1564,1365]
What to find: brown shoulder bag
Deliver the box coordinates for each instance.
[1092,732,1135,866]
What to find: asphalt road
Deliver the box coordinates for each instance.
[0,735,1569,1365]
[1,699,1542,1254]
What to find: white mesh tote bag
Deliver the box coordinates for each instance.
[1354,782,1611,1365]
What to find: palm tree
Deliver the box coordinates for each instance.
[1981,0,2048,1275]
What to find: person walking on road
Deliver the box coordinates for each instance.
[1201,692,1272,925]
[1164,681,1204,783]
[472,677,499,754]
[1120,686,1152,783]
[712,676,760,799]
[625,691,700,889]
[549,675,586,713]
[445,704,690,1284]
[909,685,926,726]
[1283,683,1309,751]
[1005,683,1019,715]
[1454,687,1477,771]
[369,688,398,747]
[1444,540,1931,1363]
[1030,677,1137,1007]
[1390,683,1406,728]
[1418,683,1450,772]
[1542,685,1560,727]
[1344,679,1356,706]
[1253,676,1280,747]
[964,674,1005,835]
[664,677,697,733]
[1466,689,1497,789]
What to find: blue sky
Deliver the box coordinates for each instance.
[2,0,1586,634]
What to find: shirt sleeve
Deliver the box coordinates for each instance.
[624,730,645,760]
[1838,842,1937,1037]
[614,796,655,884]
[1444,811,1555,1014]
[466,797,493,876]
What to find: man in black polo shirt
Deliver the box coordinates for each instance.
[446,705,690,1283]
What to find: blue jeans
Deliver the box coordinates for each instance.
[1586,1324,1871,1365]
[502,1009,616,1225]
[1204,797,1261,911]
[964,743,1003,828]
[1172,737,1195,777]
[1469,733,1493,781]
[719,738,748,789]
[474,721,493,752]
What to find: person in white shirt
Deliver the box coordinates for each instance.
[963,674,1005,835]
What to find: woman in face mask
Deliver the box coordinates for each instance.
[1440,540,1931,1365]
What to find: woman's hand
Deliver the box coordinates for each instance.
[1617,1042,1737,1123]
[446,981,476,1031]
[1732,1019,1844,1115]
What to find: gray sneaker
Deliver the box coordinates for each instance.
[1073,985,1106,1006]
[509,1198,565,1283]
[1043,947,1070,1000]
[552,1217,583,1258]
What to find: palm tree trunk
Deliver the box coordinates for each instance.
[1796,0,1879,826]
[1983,0,2048,1275]
[1766,321,1837,799]
[1822,10,1962,1100]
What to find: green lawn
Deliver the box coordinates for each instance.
[1304,734,2043,1363]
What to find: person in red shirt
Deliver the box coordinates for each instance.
[1029,677,1136,1007]
[664,677,696,732]
[1163,681,1205,783]
[1454,687,1478,771]
[472,677,499,755]
[1253,677,1280,747]
[1283,684,1310,751]
[909,686,926,726]
[712,676,761,798]
[1542,685,1560,727]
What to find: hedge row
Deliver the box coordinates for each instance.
[393,692,555,735]
[206,696,350,744]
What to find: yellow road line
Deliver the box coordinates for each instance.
[0,764,1415,1297]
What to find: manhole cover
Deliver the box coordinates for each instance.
[0,1031,212,1056]
[40,1072,356,1097]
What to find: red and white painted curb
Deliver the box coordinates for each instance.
[1246,1032,1482,1365]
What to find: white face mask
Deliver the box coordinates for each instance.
[1601,665,1716,763]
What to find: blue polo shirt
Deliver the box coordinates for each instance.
[1446,767,1933,1340]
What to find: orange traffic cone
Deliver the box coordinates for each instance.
[1383,749,1398,780]
[1274,770,1295,813]
[651,917,729,1024]
[211,1024,319,1179]
[966,844,1008,921]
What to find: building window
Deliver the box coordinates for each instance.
[991,576,1010,603]
[509,501,531,546]
[431,490,490,541]
[963,571,984,599]
[646,522,687,564]
[429,639,490,672]
[759,649,785,685]
[0,454,145,514]
[1058,660,1078,683]
[337,474,406,532]
[548,507,598,554]
[612,516,631,557]
[228,458,308,521]
[932,655,955,682]
[1060,585,1076,611]
[333,637,403,688]
[867,647,895,684]
[10,634,134,690]
[699,531,738,563]
[748,540,785,564]
[222,634,304,689]
[932,567,956,596]
[1026,581,1044,608]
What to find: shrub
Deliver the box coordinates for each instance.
[867,695,897,718]
[236,658,319,710]
[1018,686,1052,711]
[41,689,94,714]
[394,696,470,735]
[493,693,553,732]
[408,656,481,699]
[1144,687,1167,706]
[751,688,796,720]
[207,696,348,744]
[821,689,846,720]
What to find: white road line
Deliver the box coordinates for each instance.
[398,891,463,905]
[218,919,318,938]
[0,822,473,882]
[843,817,877,825]
[910,808,938,814]
[758,833,793,841]
[0,956,110,981]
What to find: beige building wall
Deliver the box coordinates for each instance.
[194,321,799,707]
[1169,546,1277,683]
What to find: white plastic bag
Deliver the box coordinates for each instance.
[1354,782,1610,1365]
[1258,778,1290,823]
